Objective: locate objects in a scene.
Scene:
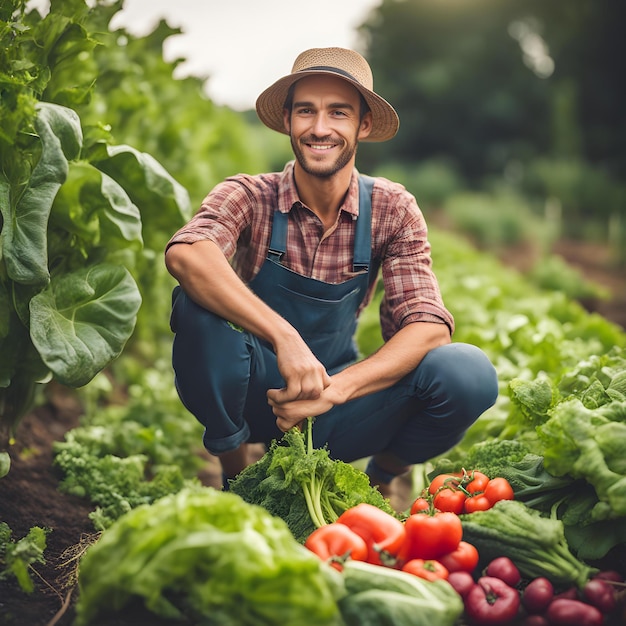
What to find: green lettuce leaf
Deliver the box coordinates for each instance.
[49,161,143,249]
[538,398,626,518]
[29,263,141,386]
[91,142,191,249]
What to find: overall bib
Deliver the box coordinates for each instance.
[248,175,374,372]
[170,176,498,464]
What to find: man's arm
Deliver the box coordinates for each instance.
[165,240,331,401]
[268,320,450,431]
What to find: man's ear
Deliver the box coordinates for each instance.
[358,111,373,140]
[282,107,291,134]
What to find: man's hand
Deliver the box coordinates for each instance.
[269,321,452,432]
[267,334,332,431]
[267,385,338,432]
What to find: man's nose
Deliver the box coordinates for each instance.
[311,113,331,136]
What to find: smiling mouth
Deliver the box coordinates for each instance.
[302,135,341,151]
[306,143,336,151]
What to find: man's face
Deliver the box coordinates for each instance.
[283,75,372,179]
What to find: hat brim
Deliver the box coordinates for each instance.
[255,69,399,142]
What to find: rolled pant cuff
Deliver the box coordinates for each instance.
[202,422,251,456]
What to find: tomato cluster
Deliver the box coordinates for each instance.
[305,472,512,581]
[423,469,515,515]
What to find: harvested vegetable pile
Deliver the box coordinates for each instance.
[432,346,626,564]
[70,348,626,626]
[74,485,468,626]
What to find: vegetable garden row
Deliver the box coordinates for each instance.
[2,229,625,626]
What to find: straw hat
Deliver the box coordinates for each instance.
[256,47,399,142]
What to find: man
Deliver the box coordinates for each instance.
[165,47,498,498]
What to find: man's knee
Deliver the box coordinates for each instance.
[421,342,498,417]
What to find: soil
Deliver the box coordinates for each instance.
[0,239,624,626]
[551,239,626,331]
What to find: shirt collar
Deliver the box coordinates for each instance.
[277,161,361,218]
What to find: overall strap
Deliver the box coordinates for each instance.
[354,174,374,273]
[267,174,374,271]
[267,210,288,261]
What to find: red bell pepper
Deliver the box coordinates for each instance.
[336,503,406,566]
[401,558,449,581]
[304,522,368,570]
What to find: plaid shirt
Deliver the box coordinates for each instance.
[167,161,454,340]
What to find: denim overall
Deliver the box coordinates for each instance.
[170,176,498,464]
[248,175,374,372]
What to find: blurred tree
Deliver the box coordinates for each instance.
[358,0,626,184]
[357,0,548,180]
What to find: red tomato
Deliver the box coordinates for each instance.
[400,510,463,561]
[402,558,449,581]
[428,473,461,495]
[410,497,431,515]
[466,470,490,494]
[484,477,515,503]
[438,541,480,574]
[464,493,492,513]
[463,475,515,513]
[304,523,368,570]
[433,487,466,514]
[337,503,406,566]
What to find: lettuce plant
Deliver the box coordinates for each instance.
[0,1,190,445]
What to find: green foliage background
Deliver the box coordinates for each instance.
[0,0,276,442]
[359,0,625,256]
[1,0,625,601]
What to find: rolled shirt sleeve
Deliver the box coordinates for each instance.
[373,180,454,341]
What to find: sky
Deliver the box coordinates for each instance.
[28,0,381,111]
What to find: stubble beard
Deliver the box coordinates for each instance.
[291,133,358,179]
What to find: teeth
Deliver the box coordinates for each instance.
[310,144,334,150]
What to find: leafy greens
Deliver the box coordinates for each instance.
[443,347,626,561]
[75,487,344,626]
